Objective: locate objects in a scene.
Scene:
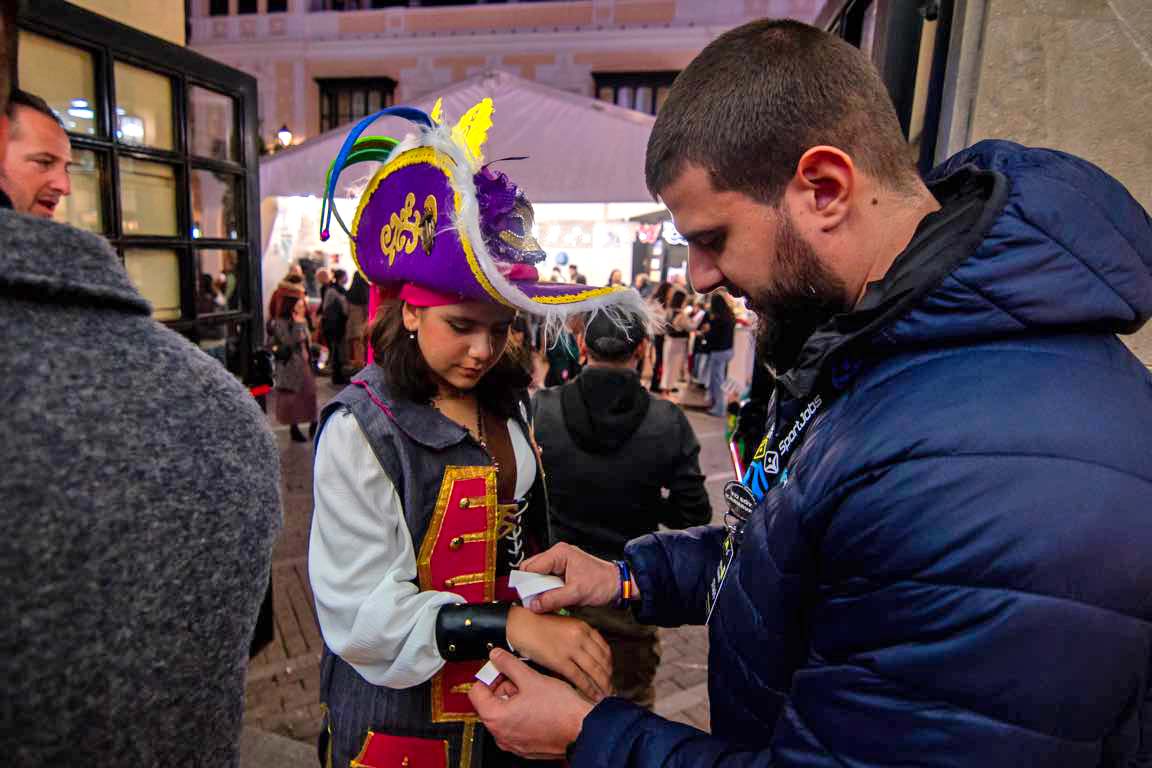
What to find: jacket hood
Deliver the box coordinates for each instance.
[560,367,651,453]
[886,140,1152,346]
[0,211,150,314]
[780,140,1152,398]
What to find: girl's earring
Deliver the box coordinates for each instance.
[408,331,416,341]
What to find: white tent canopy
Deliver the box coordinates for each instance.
[259,70,657,204]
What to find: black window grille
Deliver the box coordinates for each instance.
[592,71,679,116]
[318,77,397,133]
[20,0,264,380]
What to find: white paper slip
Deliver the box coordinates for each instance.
[507,570,565,601]
[475,661,501,686]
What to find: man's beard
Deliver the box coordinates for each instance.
[748,212,849,375]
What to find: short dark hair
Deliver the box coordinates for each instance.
[584,311,649,363]
[646,19,915,204]
[368,299,531,419]
[8,89,63,128]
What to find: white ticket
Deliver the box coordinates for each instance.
[507,569,565,601]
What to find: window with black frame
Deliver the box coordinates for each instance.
[593,71,678,115]
[17,4,261,379]
[318,77,396,133]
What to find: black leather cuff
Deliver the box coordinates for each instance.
[435,602,512,661]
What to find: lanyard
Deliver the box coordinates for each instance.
[706,389,825,623]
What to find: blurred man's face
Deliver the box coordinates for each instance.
[0,107,72,217]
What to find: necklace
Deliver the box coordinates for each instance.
[475,401,502,475]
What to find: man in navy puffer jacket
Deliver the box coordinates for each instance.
[469,19,1152,767]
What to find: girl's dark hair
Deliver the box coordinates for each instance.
[280,295,301,320]
[710,292,735,323]
[668,289,687,311]
[368,299,531,419]
[652,281,672,307]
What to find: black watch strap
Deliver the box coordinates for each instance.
[435,602,512,661]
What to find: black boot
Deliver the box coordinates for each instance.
[290,424,307,443]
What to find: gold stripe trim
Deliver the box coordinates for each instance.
[450,682,476,694]
[443,572,487,588]
[530,285,630,304]
[460,722,476,768]
[425,466,500,724]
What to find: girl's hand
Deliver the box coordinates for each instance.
[505,606,612,701]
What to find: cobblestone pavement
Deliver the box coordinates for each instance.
[243,377,733,748]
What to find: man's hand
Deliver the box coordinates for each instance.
[519,543,622,613]
[469,648,595,759]
[506,606,613,701]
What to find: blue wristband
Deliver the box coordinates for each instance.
[613,559,634,608]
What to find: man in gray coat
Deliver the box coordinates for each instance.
[0,3,282,764]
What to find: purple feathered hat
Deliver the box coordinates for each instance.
[319,98,651,324]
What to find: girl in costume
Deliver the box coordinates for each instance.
[308,102,649,768]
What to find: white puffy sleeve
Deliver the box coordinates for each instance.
[309,408,464,688]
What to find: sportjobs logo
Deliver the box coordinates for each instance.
[775,396,822,458]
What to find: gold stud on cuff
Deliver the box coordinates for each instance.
[448,644,456,654]
[464,618,472,627]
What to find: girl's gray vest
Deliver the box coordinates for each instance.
[314,364,550,768]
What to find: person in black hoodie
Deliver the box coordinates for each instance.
[532,310,712,706]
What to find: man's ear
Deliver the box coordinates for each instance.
[401,302,422,333]
[577,334,590,359]
[786,146,856,232]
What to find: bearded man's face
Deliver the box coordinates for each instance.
[659,164,848,373]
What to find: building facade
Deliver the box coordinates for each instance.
[187,0,819,149]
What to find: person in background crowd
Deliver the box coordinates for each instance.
[659,288,691,393]
[470,18,1152,767]
[550,266,563,282]
[645,281,672,388]
[345,269,370,370]
[0,1,282,762]
[699,291,735,417]
[608,268,624,286]
[688,295,710,385]
[197,273,228,366]
[568,264,588,284]
[0,89,71,219]
[544,316,583,387]
[316,265,332,301]
[272,295,318,442]
[321,268,350,385]
[533,310,711,707]
[632,272,653,299]
[267,265,306,320]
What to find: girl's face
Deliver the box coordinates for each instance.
[403,301,516,393]
[292,300,306,323]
